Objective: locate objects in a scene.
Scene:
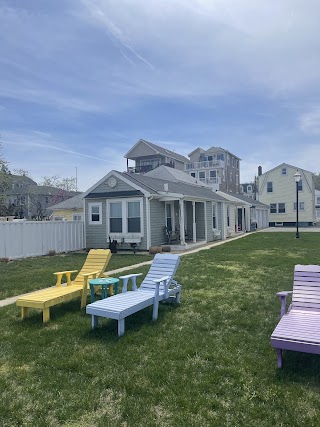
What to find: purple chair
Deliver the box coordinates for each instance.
[271,265,320,368]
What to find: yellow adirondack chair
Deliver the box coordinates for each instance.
[16,249,112,323]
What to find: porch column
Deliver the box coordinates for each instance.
[192,201,196,242]
[179,199,186,245]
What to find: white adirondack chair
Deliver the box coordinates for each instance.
[86,253,181,336]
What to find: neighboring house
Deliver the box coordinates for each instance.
[257,163,315,227]
[7,182,78,220]
[240,182,257,199]
[82,166,247,251]
[185,147,241,193]
[218,191,269,231]
[50,194,84,221]
[124,139,189,174]
[315,190,320,223]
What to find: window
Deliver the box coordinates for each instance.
[89,203,102,224]
[270,204,277,213]
[297,180,303,191]
[227,205,230,226]
[128,201,141,232]
[227,155,230,166]
[232,157,235,168]
[199,171,206,182]
[294,202,305,211]
[236,160,239,169]
[107,198,143,235]
[217,154,224,161]
[208,155,213,161]
[317,196,320,205]
[209,170,217,183]
[282,167,287,175]
[267,182,273,193]
[191,172,196,178]
[222,170,225,181]
[230,171,233,181]
[73,214,83,221]
[270,203,285,214]
[166,203,172,231]
[110,202,122,232]
[247,185,252,192]
[212,203,217,229]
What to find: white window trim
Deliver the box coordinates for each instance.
[89,202,102,225]
[73,213,83,221]
[107,198,144,237]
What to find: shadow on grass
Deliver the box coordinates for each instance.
[82,301,181,343]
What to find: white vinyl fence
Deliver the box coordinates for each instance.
[0,221,85,259]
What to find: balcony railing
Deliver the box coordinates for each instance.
[185,160,224,170]
[127,162,175,174]
[199,177,220,185]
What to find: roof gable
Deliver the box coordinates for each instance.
[124,139,189,163]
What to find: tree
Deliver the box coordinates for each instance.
[40,175,77,192]
[0,142,13,216]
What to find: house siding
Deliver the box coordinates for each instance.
[258,165,315,225]
[206,201,213,242]
[91,175,134,194]
[150,199,166,246]
[196,202,206,240]
[85,198,108,249]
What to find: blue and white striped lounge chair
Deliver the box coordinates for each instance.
[86,253,181,336]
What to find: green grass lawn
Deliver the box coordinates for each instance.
[0,252,153,300]
[1,233,320,426]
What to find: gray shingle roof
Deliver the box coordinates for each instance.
[126,139,189,163]
[119,172,227,201]
[50,194,84,210]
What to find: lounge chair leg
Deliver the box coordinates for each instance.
[118,319,125,337]
[176,288,181,304]
[277,349,283,368]
[43,308,50,323]
[21,307,28,320]
[92,315,98,329]
[153,299,159,321]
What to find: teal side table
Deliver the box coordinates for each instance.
[89,278,119,303]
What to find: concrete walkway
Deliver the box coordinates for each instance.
[0,232,250,309]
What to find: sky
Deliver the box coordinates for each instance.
[1,0,320,191]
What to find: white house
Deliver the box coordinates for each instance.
[257,163,315,227]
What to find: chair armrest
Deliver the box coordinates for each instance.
[152,276,170,299]
[276,291,293,318]
[82,271,101,287]
[119,273,143,293]
[53,270,78,286]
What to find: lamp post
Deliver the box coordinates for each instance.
[294,171,301,239]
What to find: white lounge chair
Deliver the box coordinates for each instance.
[86,253,181,336]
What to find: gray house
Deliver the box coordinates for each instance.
[124,139,189,174]
[82,166,237,251]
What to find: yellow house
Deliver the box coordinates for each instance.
[50,194,84,221]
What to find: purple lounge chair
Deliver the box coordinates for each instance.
[271,265,320,368]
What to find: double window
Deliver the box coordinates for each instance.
[108,199,142,235]
[270,203,285,214]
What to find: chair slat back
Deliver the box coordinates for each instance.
[140,253,180,293]
[73,249,111,286]
[293,264,320,312]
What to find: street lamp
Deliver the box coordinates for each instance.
[294,171,301,239]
